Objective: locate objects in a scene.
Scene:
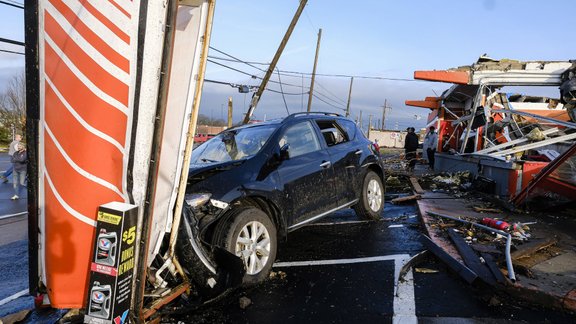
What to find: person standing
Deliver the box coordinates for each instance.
[1,134,22,183]
[11,142,27,200]
[423,126,438,170]
[404,127,419,171]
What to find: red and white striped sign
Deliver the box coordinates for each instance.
[39,0,137,308]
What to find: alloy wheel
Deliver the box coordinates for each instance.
[367,178,383,212]
[235,220,271,275]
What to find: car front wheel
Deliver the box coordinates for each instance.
[354,171,384,220]
[214,207,277,284]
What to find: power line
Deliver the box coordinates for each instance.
[312,93,346,112]
[0,48,24,55]
[208,55,269,67]
[209,46,267,73]
[208,47,421,82]
[276,68,290,116]
[207,59,305,89]
[312,88,347,109]
[0,0,23,9]
[314,81,347,105]
[205,78,306,96]
[0,37,25,47]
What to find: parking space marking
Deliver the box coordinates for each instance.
[388,224,404,228]
[0,211,28,220]
[0,289,29,306]
[274,254,416,323]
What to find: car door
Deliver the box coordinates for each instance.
[316,119,361,205]
[276,120,337,228]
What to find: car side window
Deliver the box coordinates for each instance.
[279,121,321,158]
[315,120,348,147]
[337,119,356,141]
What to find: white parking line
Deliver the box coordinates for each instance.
[273,254,417,323]
[0,289,29,306]
[388,224,404,228]
[0,211,28,220]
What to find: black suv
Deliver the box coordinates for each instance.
[177,112,385,291]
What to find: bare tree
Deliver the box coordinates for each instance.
[0,71,25,143]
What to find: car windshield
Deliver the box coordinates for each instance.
[191,125,276,163]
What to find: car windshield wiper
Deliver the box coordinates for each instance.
[200,158,218,163]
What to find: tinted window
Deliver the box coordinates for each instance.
[279,121,321,158]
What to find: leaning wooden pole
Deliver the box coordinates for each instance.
[243,0,308,124]
[345,76,354,117]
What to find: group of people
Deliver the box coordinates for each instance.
[1,134,28,200]
[404,126,438,171]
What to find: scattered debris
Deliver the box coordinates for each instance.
[391,194,421,204]
[238,296,252,309]
[473,207,502,213]
[269,270,287,280]
[0,309,30,324]
[414,268,439,274]
[386,176,402,187]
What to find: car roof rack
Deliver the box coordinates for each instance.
[285,112,342,121]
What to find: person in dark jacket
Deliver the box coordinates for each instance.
[11,142,27,200]
[404,127,419,171]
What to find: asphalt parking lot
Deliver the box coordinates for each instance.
[1,150,574,322]
[172,197,574,324]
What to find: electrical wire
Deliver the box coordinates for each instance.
[314,80,348,105]
[205,78,306,96]
[0,48,24,55]
[312,89,347,109]
[208,47,421,82]
[312,93,346,112]
[0,0,23,9]
[207,59,307,89]
[209,46,267,73]
[276,68,290,116]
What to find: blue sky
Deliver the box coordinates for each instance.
[1,0,575,129]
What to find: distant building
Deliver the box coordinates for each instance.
[368,129,423,148]
[194,124,227,144]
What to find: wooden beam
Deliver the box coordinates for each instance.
[392,194,421,204]
[141,282,191,320]
[414,70,470,84]
[409,177,425,194]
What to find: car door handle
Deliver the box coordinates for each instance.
[355,149,362,155]
[320,161,331,168]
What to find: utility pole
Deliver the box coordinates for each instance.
[307,28,322,112]
[345,77,354,117]
[243,0,308,124]
[368,115,373,139]
[227,97,233,128]
[381,100,391,130]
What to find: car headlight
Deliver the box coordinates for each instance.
[185,193,212,208]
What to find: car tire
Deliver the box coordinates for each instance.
[354,171,384,220]
[214,207,277,284]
